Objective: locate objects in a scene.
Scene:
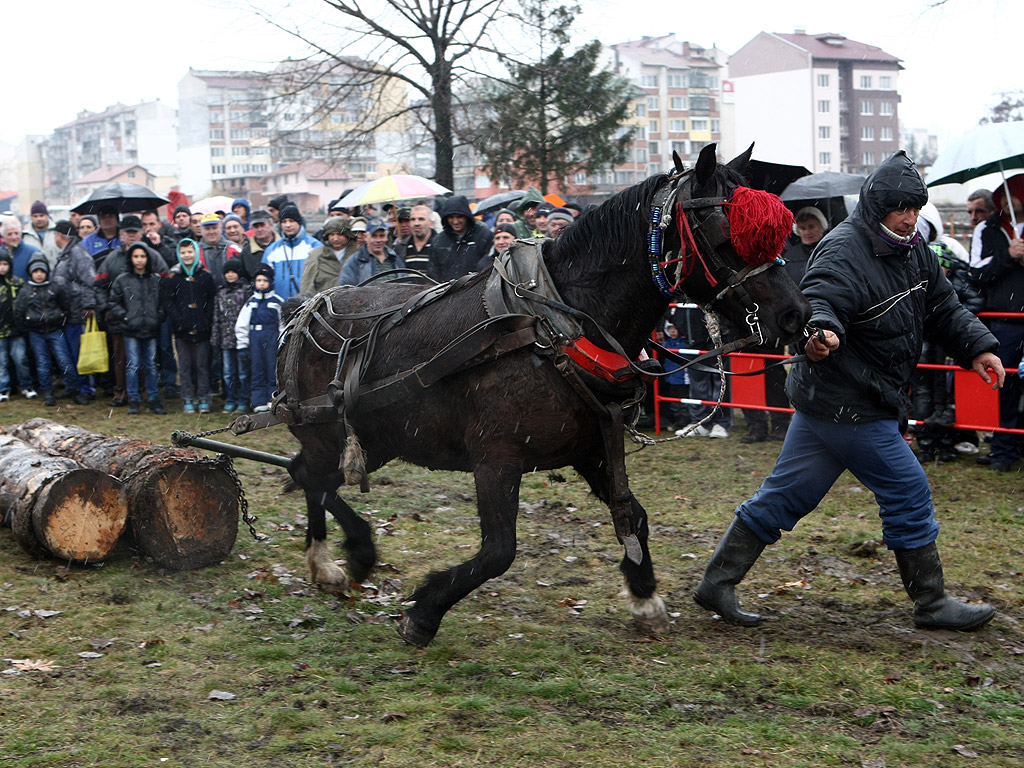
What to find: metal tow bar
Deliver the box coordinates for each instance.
[171,430,293,469]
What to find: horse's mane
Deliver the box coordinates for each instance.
[549,173,670,287]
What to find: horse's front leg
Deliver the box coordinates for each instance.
[575,461,670,635]
[398,463,521,648]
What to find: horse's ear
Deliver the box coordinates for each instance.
[726,143,755,175]
[672,151,685,175]
[694,143,719,185]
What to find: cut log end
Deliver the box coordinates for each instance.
[34,471,127,563]
[129,462,239,570]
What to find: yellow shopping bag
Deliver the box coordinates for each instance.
[76,315,109,375]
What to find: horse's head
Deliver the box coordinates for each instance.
[660,143,811,345]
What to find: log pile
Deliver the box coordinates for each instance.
[1,419,243,570]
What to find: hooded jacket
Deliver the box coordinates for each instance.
[52,235,97,325]
[513,187,546,238]
[976,175,1024,314]
[338,243,405,286]
[261,226,320,300]
[428,195,493,282]
[161,239,216,342]
[0,255,25,338]
[108,245,164,339]
[13,258,70,334]
[787,151,998,424]
[95,241,170,333]
[212,277,253,350]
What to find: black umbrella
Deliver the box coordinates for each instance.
[779,171,866,201]
[71,182,169,215]
[474,190,525,216]
[746,160,810,196]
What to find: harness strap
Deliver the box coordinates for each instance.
[649,338,810,376]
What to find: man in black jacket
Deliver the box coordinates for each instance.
[428,195,493,282]
[694,151,1005,633]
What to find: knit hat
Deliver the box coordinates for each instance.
[794,206,828,231]
[494,222,518,236]
[278,203,303,226]
[173,204,192,217]
[223,257,244,277]
[222,213,244,229]
[0,248,12,265]
[253,264,275,287]
[546,208,573,225]
[30,200,48,216]
[28,257,49,277]
[268,195,289,211]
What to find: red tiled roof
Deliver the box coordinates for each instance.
[263,161,350,181]
[72,165,150,184]
[771,32,901,63]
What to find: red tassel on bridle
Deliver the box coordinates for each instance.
[722,186,794,266]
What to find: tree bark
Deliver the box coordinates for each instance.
[0,435,125,563]
[7,419,241,571]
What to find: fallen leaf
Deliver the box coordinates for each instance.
[12,659,58,671]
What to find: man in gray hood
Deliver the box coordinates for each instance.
[694,151,1005,633]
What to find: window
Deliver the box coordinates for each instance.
[880,101,894,116]
[647,96,659,111]
[648,163,662,176]
[648,119,659,133]
[859,75,872,89]
[283,113,295,121]
[211,147,224,157]
[615,170,636,185]
[710,119,720,133]
[572,171,587,185]
[231,110,247,122]
[690,118,709,131]
[671,140,688,155]
[635,103,647,118]
[666,73,686,88]
[817,73,830,87]
[670,96,687,110]
[879,75,892,89]
[880,125,893,141]
[690,140,711,154]
[861,100,874,115]
[230,128,250,140]
[211,164,226,175]
[641,74,658,88]
[818,100,830,113]
[209,111,223,123]
[635,147,648,163]
[863,151,875,165]
[690,95,711,111]
[818,126,831,139]
[209,129,224,140]
[232,146,248,156]
[128,170,135,178]
[861,125,874,141]
[819,152,831,165]
[669,119,687,132]
[648,141,660,155]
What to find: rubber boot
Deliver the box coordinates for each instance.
[895,543,994,631]
[694,517,767,626]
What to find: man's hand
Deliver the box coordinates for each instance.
[972,351,1005,390]
[805,329,840,361]
[1009,237,1024,264]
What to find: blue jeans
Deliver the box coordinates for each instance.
[63,322,95,395]
[0,335,31,393]
[159,318,178,389]
[28,330,82,393]
[988,320,1024,464]
[686,364,732,427]
[221,348,251,408]
[736,411,939,550]
[125,336,159,401]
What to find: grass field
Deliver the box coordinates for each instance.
[1,398,1022,767]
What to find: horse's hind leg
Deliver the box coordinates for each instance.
[575,462,670,635]
[398,463,521,648]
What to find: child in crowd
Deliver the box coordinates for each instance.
[212,258,253,413]
[235,265,283,413]
[0,250,35,400]
[13,258,88,406]
[109,243,167,414]
[162,239,216,414]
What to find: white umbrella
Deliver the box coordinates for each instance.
[190,195,237,215]
[926,121,1024,228]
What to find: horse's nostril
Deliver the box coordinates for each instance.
[780,308,809,336]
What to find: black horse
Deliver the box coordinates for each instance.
[273,145,811,646]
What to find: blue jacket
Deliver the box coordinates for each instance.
[262,227,320,299]
[234,289,284,350]
[10,241,41,282]
[338,245,405,286]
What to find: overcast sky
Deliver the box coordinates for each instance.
[3,0,1017,157]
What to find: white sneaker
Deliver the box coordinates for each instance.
[709,424,730,439]
[0,392,8,402]
[676,423,710,437]
[22,388,38,399]
[954,441,979,455]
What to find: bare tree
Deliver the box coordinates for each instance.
[980,90,1024,124]
[248,0,513,189]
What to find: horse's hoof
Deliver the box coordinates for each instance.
[397,614,437,648]
[629,593,670,635]
[633,612,671,635]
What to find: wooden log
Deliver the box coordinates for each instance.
[7,419,241,571]
[0,435,125,562]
